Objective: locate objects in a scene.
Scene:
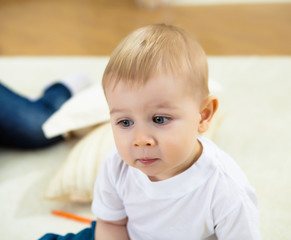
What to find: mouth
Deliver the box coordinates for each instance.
[137,158,159,165]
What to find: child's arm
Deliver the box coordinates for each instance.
[95,218,130,240]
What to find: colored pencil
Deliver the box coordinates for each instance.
[52,210,93,224]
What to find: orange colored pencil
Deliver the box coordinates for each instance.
[52,210,93,224]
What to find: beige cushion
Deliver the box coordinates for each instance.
[44,122,114,202]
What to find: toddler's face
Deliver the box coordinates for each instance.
[105,74,203,181]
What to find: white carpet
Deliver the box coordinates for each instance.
[0,56,290,240]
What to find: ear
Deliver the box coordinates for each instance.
[198,96,219,134]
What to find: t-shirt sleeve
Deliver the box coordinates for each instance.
[214,191,261,240]
[91,149,127,221]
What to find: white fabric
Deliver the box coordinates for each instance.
[60,73,93,96]
[92,136,261,240]
[42,84,110,138]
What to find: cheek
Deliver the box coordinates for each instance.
[112,129,132,160]
[160,128,196,160]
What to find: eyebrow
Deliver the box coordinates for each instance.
[110,108,127,115]
[110,102,178,115]
[151,102,179,110]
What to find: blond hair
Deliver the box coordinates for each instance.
[102,24,209,99]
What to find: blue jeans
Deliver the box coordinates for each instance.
[0,82,72,149]
[38,221,96,240]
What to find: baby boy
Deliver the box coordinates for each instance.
[92,24,261,240]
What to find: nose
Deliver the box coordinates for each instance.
[133,128,156,147]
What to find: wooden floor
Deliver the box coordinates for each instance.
[0,0,290,56]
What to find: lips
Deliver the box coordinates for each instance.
[137,158,159,165]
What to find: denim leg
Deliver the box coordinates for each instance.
[0,82,71,149]
[38,221,96,240]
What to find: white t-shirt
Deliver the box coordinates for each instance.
[92,136,261,240]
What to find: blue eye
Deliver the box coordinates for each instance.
[153,116,169,124]
[118,119,134,128]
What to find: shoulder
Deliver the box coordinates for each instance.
[198,136,258,220]
[199,135,251,188]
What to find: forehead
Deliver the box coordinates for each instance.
[105,74,200,110]
[106,73,182,95]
